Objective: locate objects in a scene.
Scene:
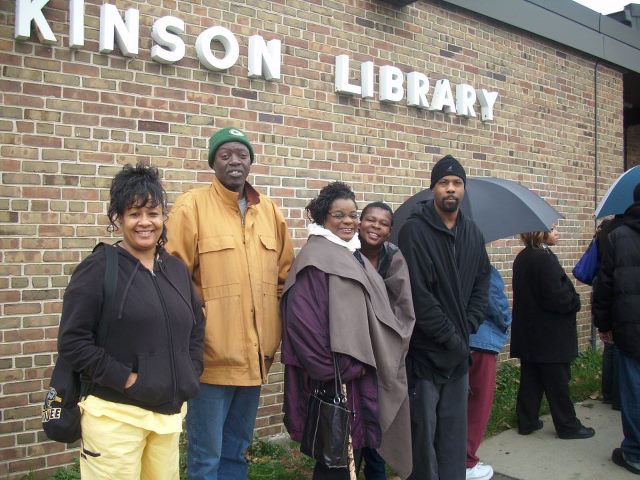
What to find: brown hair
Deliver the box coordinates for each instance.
[519,231,553,248]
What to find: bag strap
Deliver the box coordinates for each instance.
[331,354,347,405]
[80,244,119,396]
[96,244,119,347]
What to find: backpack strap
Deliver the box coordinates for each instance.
[80,243,119,396]
[96,243,119,346]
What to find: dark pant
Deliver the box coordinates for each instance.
[602,343,621,409]
[359,448,387,480]
[516,361,581,435]
[408,374,468,480]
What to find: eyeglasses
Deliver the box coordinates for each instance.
[328,211,359,220]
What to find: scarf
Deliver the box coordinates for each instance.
[307,222,361,252]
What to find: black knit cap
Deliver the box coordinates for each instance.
[430,154,467,189]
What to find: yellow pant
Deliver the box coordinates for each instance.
[80,409,180,480]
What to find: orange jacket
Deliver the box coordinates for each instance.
[166,176,294,385]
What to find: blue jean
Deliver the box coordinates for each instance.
[186,384,261,480]
[618,351,640,466]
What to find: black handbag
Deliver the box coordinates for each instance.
[42,243,119,443]
[300,354,352,468]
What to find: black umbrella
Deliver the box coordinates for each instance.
[389,177,563,244]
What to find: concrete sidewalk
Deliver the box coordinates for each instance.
[478,400,637,480]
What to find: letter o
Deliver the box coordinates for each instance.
[196,26,239,71]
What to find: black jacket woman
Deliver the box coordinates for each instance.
[57,163,205,480]
[510,226,594,440]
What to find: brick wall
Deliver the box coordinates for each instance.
[0,0,625,477]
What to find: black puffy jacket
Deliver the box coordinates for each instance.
[58,243,205,414]
[593,202,640,360]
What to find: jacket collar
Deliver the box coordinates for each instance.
[210,175,261,207]
[415,199,465,236]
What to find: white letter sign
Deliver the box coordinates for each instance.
[407,71,430,108]
[248,35,281,80]
[196,26,239,71]
[455,84,477,118]
[14,0,55,43]
[379,65,404,103]
[477,89,499,121]
[430,79,456,114]
[99,4,139,57]
[151,16,185,64]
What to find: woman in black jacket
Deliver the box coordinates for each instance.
[57,163,205,479]
[510,226,594,440]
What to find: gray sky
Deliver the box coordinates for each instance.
[571,0,631,14]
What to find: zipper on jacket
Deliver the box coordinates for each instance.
[151,270,178,402]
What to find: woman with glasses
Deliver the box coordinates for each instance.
[281,182,414,480]
[510,225,595,440]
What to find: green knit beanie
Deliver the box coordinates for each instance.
[208,127,255,168]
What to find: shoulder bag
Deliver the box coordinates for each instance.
[572,236,600,285]
[300,354,353,468]
[42,243,119,443]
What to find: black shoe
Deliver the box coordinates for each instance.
[518,420,543,435]
[612,448,640,475]
[557,426,595,439]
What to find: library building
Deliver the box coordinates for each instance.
[1,0,640,477]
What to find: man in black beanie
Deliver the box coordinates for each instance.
[398,155,490,480]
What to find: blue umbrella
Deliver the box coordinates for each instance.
[390,177,563,244]
[595,165,640,219]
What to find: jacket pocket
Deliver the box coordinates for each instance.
[259,234,279,285]
[427,334,469,375]
[124,352,173,407]
[198,235,238,289]
[204,293,248,367]
[174,349,200,401]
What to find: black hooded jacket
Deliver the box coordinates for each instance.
[58,243,205,414]
[398,199,490,383]
[593,201,640,360]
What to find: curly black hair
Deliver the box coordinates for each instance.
[360,201,394,225]
[305,181,357,225]
[107,162,168,247]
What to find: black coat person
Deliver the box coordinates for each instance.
[398,155,490,480]
[510,227,594,440]
[592,189,640,476]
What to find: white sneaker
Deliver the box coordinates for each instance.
[466,462,494,480]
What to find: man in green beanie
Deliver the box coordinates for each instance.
[166,127,294,480]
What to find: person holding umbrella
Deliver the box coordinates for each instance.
[592,183,640,475]
[510,225,595,440]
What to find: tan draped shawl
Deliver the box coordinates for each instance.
[282,235,415,478]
